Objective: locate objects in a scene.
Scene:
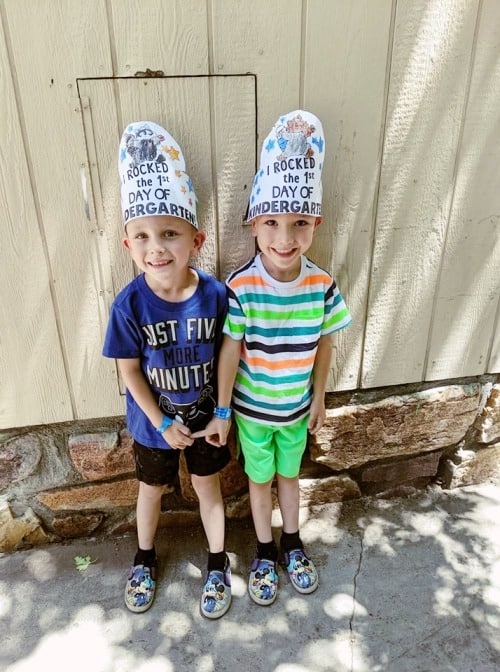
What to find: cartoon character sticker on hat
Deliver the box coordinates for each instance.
[124,124,165,165]
[118,121,198,229]
[247,110,324,222]
[275,114,316,160]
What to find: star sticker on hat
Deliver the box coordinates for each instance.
[165,146,180,161]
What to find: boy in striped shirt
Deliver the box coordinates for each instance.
[203,110,351,605]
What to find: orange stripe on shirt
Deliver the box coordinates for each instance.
[231,273,328,290]
[244,353,317,370]
[298,274,330,287]
[230,274,269,289]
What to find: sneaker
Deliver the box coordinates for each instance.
[124,562,157,613]
[248,556,279,605]
[281,548,318,594]
[200,559,232,619]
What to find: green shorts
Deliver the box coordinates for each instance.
[235,415,309,483]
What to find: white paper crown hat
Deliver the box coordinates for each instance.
[246,110,325,222]
[118,121,198,228]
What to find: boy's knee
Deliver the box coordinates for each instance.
[191,472,219,492]
[139,482,166,499]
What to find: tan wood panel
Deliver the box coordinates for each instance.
[1,0,498,432]
[426,0,500,379]
[110,0,209,77]
[210,75,257,279]
[361,0,480,387]
[302,0,394,391]
[211,0,302,142]
[3,0,118,420]
[77,85,127,411]
[0,14,71,428]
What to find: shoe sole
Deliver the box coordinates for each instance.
[248,587,278,606]
[200,598,232,619]
[287,578,319,594]
[124,592,155,613]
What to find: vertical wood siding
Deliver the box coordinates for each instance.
[362,0,481,387]
[0,0,498,429]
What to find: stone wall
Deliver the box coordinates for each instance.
[1,379,499,554]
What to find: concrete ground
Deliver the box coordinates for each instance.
[1,481,500,672]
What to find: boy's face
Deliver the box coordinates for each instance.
[251,213,321,281]
[123,216,205,280]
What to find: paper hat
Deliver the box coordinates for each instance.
[118,121,198,228]
[247,110,325,221]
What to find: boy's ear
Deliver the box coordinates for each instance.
[314,217,323,228]
[123,236,131,249]
[250,219,258,236]
[192,230,206,253]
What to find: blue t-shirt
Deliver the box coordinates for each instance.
[102,270,227,448]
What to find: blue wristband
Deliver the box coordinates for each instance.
[214,406,232,420]
[156,415,173,433]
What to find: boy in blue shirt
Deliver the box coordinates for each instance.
[103,121,231,619]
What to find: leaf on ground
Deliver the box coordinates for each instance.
[74,555,97,571]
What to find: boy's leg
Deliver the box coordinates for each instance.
[124,481,164,614]
[136,481,165,551]
[125,441,179,613]
[185,439,232,619]
[276,474,300,534]
[235,416,281,606]
[247,478,279,606]
[235,415,276,544]
[273,420,319,595]
[190,472,225,553]
[249,478,274,543]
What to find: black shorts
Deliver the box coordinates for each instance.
[133,437,231,486]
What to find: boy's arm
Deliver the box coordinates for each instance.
[216,334,242,406]
[192,334,241,446]
[117,358,193,449]
[308,334,333,434]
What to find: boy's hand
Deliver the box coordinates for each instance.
[191,417,231,446]
[162,421,193,450]
[308,397,326,435]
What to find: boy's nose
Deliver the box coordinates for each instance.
[151,238,166,251]
[277,227,294,244]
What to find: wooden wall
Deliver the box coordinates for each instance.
[0,0,499,429]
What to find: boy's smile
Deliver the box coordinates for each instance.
[251,213,321,282]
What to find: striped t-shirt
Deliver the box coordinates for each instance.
[224,254,352,425]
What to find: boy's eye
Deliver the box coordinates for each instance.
[295,219,310,227]
[163,230,178,238]
[264,219,277,226]
[135,232,147,239]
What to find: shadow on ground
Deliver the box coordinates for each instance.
[1,482,499,672]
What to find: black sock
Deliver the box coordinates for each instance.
[280,531,303,552]
[207,551,228,572]
[134,546,156,567]
[256,539,278,561]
